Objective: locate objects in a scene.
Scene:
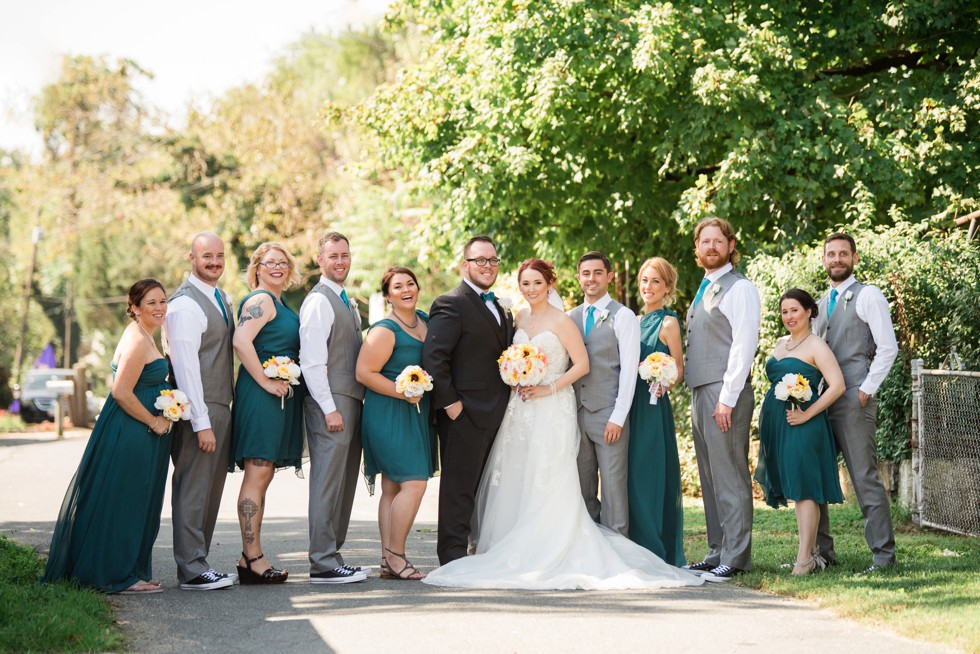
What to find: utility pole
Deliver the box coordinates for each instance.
[14,225,42,383]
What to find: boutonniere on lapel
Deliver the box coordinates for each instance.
[708,283,722,300]
[349,297,359,313]
[842,290,853,312]
[497,297,514,311]
[596,309,610,326]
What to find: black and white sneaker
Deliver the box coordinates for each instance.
[179,570,235,591]
[702,565,743,583]
[683,560,716,575]
[310,566,369,584]
[341,564,371,577]
[208,568,239,584]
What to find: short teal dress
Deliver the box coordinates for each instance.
[42,358,173,592]
[627,309,685,567]
[755,356,844,508]
[231,290,305,471]
[361,313,438,492]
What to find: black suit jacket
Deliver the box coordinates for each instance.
[422,281,514,429]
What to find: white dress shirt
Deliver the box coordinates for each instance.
[464,278,501,324]
[829,275,899,395]
[580,293,641,427]
[163,273,231,432]
[706,263,761,407]
[299,275,346,416]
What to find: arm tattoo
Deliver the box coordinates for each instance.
[238,301,264,327]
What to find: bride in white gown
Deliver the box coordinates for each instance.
[423,259,703,590]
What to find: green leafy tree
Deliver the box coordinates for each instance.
[349,0,980,295]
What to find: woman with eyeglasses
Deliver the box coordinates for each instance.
[230,242,305,584]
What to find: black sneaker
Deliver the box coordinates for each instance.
[179,570,235,591]
[341,564,371,576]
[208,568,239,584]
[683,560,716,574]
[310,567,368,584]
[702,565,743,583]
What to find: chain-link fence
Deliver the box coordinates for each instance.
[911,359,980,537]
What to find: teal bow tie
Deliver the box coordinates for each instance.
[480,291,496,303]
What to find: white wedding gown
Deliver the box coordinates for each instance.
[423,330,703,590]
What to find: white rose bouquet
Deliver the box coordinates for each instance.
[262,355,302,408]
[637,352,679,405]
[153,389,192,433]
[774,373,813,411]
[395,365,434,413]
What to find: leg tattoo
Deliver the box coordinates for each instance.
[239,498,259,545]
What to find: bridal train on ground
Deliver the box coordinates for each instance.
[423,330,703,590]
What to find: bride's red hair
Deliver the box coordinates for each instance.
[518,258,557,285]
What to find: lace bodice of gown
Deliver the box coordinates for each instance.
[514,329,569,386]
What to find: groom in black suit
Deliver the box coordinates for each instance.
[423,235,514,564]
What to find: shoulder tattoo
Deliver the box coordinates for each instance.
[238,299,265,326]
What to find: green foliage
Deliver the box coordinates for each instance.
[350,0,980,286]
[0,536,124,652]
[746,222,980,461]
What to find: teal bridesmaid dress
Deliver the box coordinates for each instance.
[755,356,844,508]
[361,313,438,491]
[231,290,305,471]
[42,358,173,592]
[627,309,685,566]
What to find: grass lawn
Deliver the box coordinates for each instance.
[0,412,25,433]
[0,536,124,653]
[683,500,980,653]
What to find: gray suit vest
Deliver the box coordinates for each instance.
[813,282,875,389]
[169,281,234,405]
[570,299,624,412]
[308,283,365,401]
[685,269,748,389]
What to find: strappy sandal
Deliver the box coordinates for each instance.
[237,551,289,585]
[118,580,163,595]
[380,557,397,579]
[384,548,426,580]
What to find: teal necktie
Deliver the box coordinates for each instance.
[584,306,596,336]
[828,288,838,317]
[692,277,711,308]
[214,288,228,324]
[340,288,351,309]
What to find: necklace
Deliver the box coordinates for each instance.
[785,332,811,351]
[137,321,154,341]
[391,310,420,330]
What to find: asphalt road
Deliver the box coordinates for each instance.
[0,429,958,653]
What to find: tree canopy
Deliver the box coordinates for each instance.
[348,0,980,279]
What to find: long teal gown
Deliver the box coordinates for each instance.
[42,358,173,592]
[361,313,438,493]
[231,290,305,471]
[627,309,685,567]
[755,356,844,508]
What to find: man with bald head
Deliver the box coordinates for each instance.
[164,232,236,590]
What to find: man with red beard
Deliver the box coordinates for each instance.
[165,231,236,590]
[683,217,760,582]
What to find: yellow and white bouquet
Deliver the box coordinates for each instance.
[498,343,548,388]
[154,389,192,429]
[395,365,433,413]
[637,351,679,405]
[262,355,302,408]
[774,373,813,411]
